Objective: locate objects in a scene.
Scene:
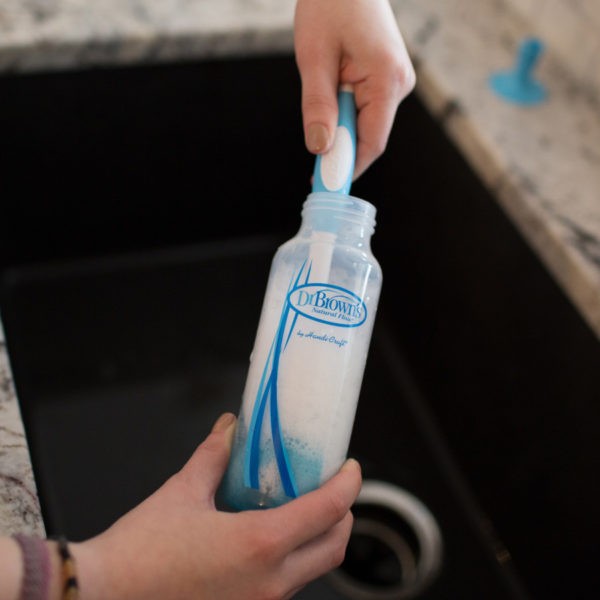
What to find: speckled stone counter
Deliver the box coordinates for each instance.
[1,0,599,535]
[0,0,297,72]
[0,319,45,535]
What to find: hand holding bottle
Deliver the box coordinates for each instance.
[59,414,361,600]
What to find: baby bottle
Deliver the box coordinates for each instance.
[219,85,382,510]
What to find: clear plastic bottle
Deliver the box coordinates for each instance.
[219,190,382,510]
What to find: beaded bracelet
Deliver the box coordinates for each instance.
[54,536,79,600]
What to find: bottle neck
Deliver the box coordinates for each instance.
[300,192,376,247]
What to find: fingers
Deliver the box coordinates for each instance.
[352,88,400,180]
[179,413,237,501]
[353,94,397,180]
[282,511,354,589]
[268,462,360,595]
[272,458,362,550]
[234,459,360,599]
[352,54,416,180]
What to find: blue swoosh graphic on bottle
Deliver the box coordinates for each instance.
[243,261,311,498]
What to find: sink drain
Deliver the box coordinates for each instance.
[327,480,443,599]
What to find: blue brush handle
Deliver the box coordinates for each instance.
[312,85,357,195]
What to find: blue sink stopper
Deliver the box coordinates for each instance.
[489,37,548,105]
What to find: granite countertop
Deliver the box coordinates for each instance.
[0,320,45,536]
[1,0,599,535]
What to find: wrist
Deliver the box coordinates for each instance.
[0,536,23,600]
[68,530,147,600]
[67,538,112,600]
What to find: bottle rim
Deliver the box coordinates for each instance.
[303,192,377,229]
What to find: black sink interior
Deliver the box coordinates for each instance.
[1,54,599,599]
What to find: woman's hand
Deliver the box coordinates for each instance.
[72,413,362,600]
[294,0,416,180]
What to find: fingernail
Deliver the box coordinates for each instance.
[341,458,361,474]
[212,412,236,433]
[307,123,330,154]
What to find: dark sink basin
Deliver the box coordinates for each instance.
[1,54,599,599]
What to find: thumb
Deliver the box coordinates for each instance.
[297,54,339,155]
[181,412,237,500]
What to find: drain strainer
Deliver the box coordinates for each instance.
[327,480,443,599]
